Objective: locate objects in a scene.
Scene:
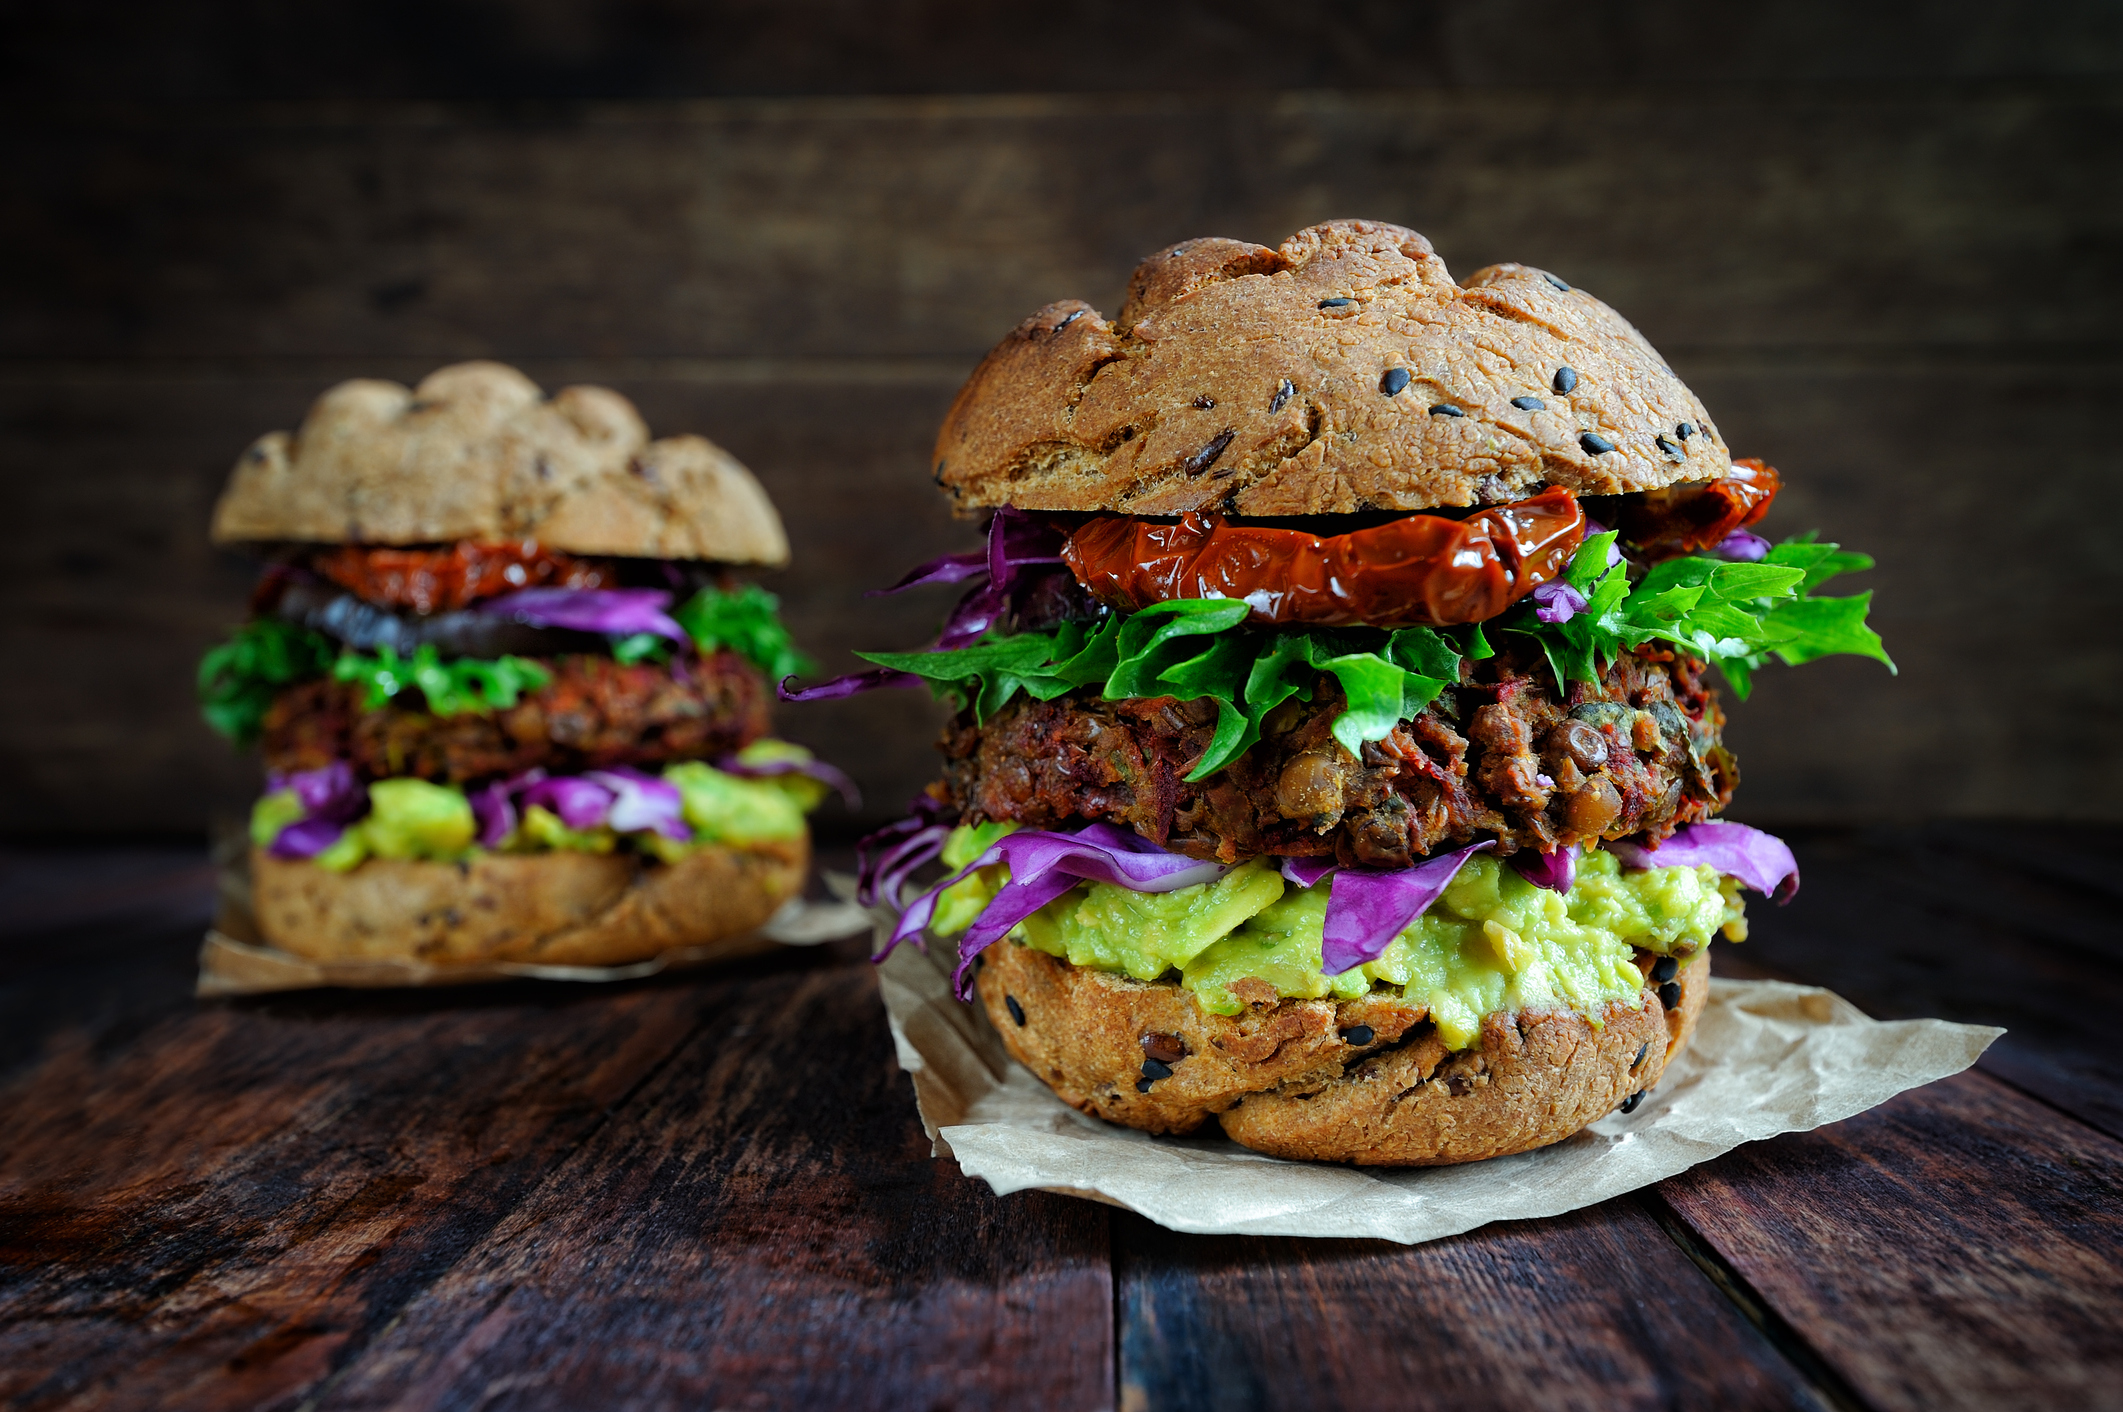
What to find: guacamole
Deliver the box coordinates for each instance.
[930,828,1744,1050]
[250,741,829,870]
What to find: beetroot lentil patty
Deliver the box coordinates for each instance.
[262,649,771,784]
[939,643,1735,867]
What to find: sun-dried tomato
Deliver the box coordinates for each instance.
[1615,459,1781,560]
[1061,487,1585,628]
[308,541,617,614]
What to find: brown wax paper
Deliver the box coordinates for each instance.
[196,839,869,996]
[867,887,2002,1244]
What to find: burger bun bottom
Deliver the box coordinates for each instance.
[975,939,1708,1166]
[250,837,806,969]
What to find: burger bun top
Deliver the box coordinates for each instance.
[933,219,1730,518]
[211,361,790,566]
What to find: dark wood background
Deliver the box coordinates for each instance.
[3,1,2120,839]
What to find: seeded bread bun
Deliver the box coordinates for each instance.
[249,837,806,968]
[973,940,1708,1166]
[934,219,1730,519]
[211,361,790,566]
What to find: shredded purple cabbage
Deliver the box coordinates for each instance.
[1510,845,1577,893]
[1716,529,1772,561]
[885,823,1224,997]
[520,775,617,831]
[469,768,543,847]
[480,588,687,642]
[1531,580,1587,624]
[1278,855,1338,889]
[1318,842,1495,974]
[268,815,348,859]
[1609,821,1799,902]
[934,508,1071,648]
[870,549,989,595]
[1581,517,1624,566]
[785,508,1074,695]
[273,761,367,823]
[584,766,692,840]
[855,795,949,908]
[263,761,369,857]
[715,753,862,809]
[778,667,924,702]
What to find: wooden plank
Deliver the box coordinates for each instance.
[1737,830,2123,1142]
[4,93,2119,363]
[1114,1202,1838,1412]
[307,964,1115,1412]
[4,2,2118,103]
[0,961,725,1409]
[1655,1070,2123,1412]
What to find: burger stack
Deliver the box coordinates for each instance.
[793,221,1890,1167]
[202,362,848,971]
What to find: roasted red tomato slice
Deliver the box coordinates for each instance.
[1615,458,1781,560]
[309,541,616,615]
[1062,486,1586,628]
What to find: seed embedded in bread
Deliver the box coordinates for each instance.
[932,219,1728,519]
[973,936,1710,1165]
[212,361,789,566]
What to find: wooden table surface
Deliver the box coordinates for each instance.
[2,827,2119,1412]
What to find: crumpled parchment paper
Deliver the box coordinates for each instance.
[869,887,2002,1244]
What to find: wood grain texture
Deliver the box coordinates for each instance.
[6,1,2120,101]
[7,93,2120,361]
[0,974,708,1411]
[4,835,2123,1407]
[305,965,1114,1412]
[1739,827,2123,1143]
[1656,1070,2123,1412]
[1114,1204,1833,1412]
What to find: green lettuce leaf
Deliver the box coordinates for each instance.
[333,644,553,716]
[197,619,338,743]
[673,583,815,683]
[859,600,1459,781]
[850,531,1889,775]
[1507,532,1894,699]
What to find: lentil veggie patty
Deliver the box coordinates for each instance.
[939,643,1734,867]
[262,649,771,784]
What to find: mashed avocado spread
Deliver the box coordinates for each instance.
[251,740,825,872]
[930,824,1744,1049]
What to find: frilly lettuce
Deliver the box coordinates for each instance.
[1505,530,1892,699]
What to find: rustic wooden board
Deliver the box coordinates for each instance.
[4,832,2123,1408]
[1115,1203,1838,1411]
[7,94,2120,362]
[0,967,716,1410]
[1656,1070,2123,1412]
[304,965,1115,1412]
[1739,828,2123,1143]
[7,2,2118,102]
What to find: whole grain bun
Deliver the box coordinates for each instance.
[935,219,1729,518]
[974,939,1708,1166]
[250,837,806,968]
[212,361,790,565]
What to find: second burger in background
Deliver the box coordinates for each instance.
[201,361,852,971]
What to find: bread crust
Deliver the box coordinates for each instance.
[934,220,1729,518]
[250,837,806,968]
[974,938,1709,1166]
[212,361,790,566]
